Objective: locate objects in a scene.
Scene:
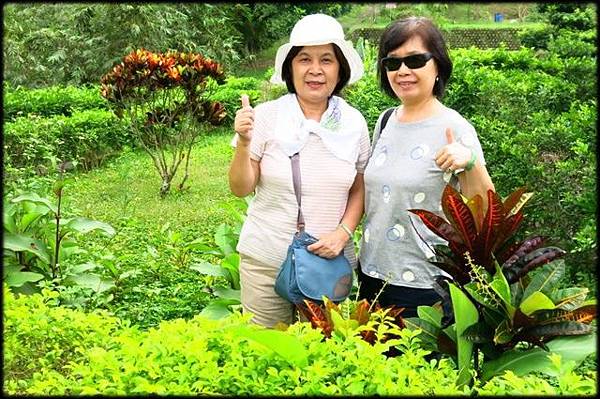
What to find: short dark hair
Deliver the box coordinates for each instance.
[281,44,351,96]
[377,17,452,99]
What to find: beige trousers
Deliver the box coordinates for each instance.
[239,254,297,328]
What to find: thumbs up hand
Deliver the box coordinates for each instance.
[234,94,254,145]
[434,127,472,173]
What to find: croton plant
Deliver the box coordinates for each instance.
[298,185,596,385]
[406,185,596,382]
[100,49,226,196]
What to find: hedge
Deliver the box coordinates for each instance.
[3,286,596,396]
[4,109,134,177]
[3,84,107,121]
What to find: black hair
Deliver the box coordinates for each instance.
[377,17,452,99]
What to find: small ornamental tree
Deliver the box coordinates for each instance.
[101,49,226,196]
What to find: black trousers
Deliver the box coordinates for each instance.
[356,265,442,318]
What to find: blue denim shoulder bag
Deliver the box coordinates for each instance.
[274,153,353,304]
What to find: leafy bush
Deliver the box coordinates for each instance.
[3,286,122,383]
[466,101,596,279]
[100,48,227,196]
[344,76,396,132]
[409,185,596,387]
[3,84,107,121]
[536,3,596,31]
[517,25,554,50]
[547,28,597,58]
[207,76,262,124]
[4,109,134,180]
[3,285,596,395]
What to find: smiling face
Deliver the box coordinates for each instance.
[291,44,340,106]
[386,35,438,105]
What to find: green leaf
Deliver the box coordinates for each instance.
[481,333,596,380]
[62,217,115,236]
[19,207,50,232]
[490,263,514,316]
[66,273,115,293]
[403,317,440,351]
[214,223,236,256]
[3,232,51,264]
[11,193,57,214]
[221,253,240,290]
[213,287,241,302]
[463,321,494,343]
[551,287,589,311]
[4,270,45,287]
[519,291,556,316]
[464,282,498,311]
[230,326,308,368]
[68,262,98,274]
[493,319,514,345]
[449,283,479,388]
[404,316,440,338]
[522,260,565,300]
[199,299,239,319]
[417,305,442,328]
[190,261,228,277]
[3,202,17,233]
[330,309,359,338]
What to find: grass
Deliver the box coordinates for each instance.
[65,127,239,240]
[53,126,245,328]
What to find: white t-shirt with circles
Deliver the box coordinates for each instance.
[360,105,486,288]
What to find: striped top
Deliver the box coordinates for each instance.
[233,98,370,267]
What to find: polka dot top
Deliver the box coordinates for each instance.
[359,105,486,289]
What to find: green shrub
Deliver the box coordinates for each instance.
[344,76,397,133]
[3,286,123,383]
[548,28,597,58]
[3,286,596,396]
[3,84,107,121]
[4,109,134,180]
[518,25,554,50]
[466,100,596,280]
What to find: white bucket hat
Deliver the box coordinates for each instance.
[270,13,364,85]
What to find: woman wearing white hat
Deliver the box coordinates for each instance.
[228,14,369,328]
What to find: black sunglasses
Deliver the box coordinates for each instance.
[381,52,433,71]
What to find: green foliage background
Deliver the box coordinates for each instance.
[3,3,349,87]
[2,3,597,394]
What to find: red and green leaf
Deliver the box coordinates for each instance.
[492,212,524,254]
[351,299,371,325]
[408,209,464,245]
[441,185,478,252]
[466,194,484,233]
[533,304,597,325]
[501,186,527,216]
[474,189,505,271]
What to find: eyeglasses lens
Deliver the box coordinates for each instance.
[383,53,431,71]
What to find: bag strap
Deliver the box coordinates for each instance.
[290,152,305,232]
[370,107,395,158]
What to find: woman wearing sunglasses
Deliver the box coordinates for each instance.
[357,17,495,316]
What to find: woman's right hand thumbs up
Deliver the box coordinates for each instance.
[234,94,254,144]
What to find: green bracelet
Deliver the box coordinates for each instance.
[339,223,353,239]
[465,149,477,171]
